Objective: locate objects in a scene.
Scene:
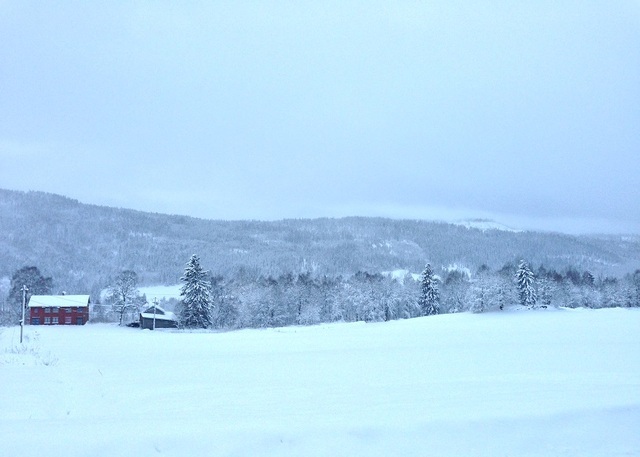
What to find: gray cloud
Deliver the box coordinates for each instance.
[0,1,638,234]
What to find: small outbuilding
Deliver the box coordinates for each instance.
[28,295,90,325]
[140,305,178,330]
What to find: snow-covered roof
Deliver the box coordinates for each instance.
[28,295,90,308]
[140,305,176,321]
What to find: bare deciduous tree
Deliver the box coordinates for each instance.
[106,270,144,325]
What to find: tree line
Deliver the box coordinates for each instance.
[2,257,639,328]
[179,257,640,329]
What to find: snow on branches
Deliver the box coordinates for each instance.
[419,264,440,316]
[179,254,213,329]
[515,260,537,309]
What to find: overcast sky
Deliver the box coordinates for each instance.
[1,1,639,234]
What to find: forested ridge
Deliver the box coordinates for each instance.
[1,188,639,300]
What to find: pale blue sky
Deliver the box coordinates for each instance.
[1,1,639,234]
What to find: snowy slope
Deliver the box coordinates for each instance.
[1,308,639,456]
[454,218,522,232]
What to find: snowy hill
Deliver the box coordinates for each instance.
[1,308,638,456]
[1,188,640,297]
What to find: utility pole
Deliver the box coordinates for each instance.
[152,297,158,330]
[20,285,28,344]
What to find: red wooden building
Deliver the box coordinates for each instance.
[28,295,90,325]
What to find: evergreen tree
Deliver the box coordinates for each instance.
[515,260,537,308]
[179,254,213,329]
[4,266,53,324]
[418,264,440,316]
[582,271,595,287]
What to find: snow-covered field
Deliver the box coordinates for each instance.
[139,285,182,304]
[1,308,638,456]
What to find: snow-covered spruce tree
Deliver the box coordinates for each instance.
[5,266,53,325]
[515,260,537,309]
[418,264,440,316]
[179,254,213,329]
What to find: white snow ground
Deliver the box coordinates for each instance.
[1,308,638,457]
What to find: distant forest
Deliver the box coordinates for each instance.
[1,188,639,311]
